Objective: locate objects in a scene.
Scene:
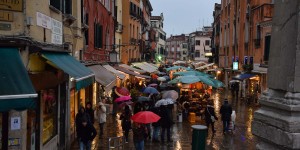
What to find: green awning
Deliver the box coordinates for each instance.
[42,52,95,90]
[0,48,37,112]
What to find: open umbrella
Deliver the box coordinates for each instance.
[168,75,201,84]
[173,71,213,78]
[198,76,225,88]
[115,96,132,102]
[157,77,167,82]
[162,76,170,81]
[115,87,130,96]
[131,111,161,124]
[148,83,158,87]
[137,96,150,102]
[162,90,179,100]
[155,99,174,107]
[143,87,159,94]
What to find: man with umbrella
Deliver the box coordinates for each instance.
[159,105,173,143]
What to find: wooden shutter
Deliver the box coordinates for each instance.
[94,22,98,48]
[99,25,103,48]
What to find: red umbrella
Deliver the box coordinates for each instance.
[115,87,130,96]
[131,111,161,124]
[115,96,132,102]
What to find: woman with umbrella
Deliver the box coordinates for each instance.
[132,122,147,150]
[120,105,132,142]
[159,105,173,143]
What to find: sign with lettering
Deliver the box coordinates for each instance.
[51,18,62,35]
[51,34,62,45]
[36,12,52,29]
[0,22,11,30]
[0,11,13,22]
[0,0,23,11]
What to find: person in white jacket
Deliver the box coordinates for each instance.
[96,102,107,138]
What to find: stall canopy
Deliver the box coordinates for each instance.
[42,52,95,90]
[132,62,157,73]
[88,65,117,91]
[115,66,151,79]
[103,64,126,79]
[0,48,37,111]
[233,74,256,80]
[195,63,215,70]
[119,64,146,74]
[143,62,158,69]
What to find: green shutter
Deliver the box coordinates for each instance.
[99,25,103,48]
[94,22,98,48]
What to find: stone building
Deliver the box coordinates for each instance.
[166,34,188,63]
[150,13,166,62]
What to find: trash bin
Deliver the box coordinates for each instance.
[191,125,207,150]
[177,113,182,122]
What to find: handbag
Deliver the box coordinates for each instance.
[207,107,216,122]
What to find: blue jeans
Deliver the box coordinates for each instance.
[80,141,91,150]
[161,127,171,142]
[134,140,144,150]
[152,126,160,140]
[223,120,230,132]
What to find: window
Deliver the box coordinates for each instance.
[205,40,210,46]
[182,43,187,48]
[42,88,58,144]
[64,0,72,14]
[50,0,61,11]
[94,23,103,48]
[195,50,200,57]
[264,35,271,61]
[196,40,200,45]
[256,25,261,39]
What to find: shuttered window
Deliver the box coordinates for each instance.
[64,0,72,14]
[94,23,103,48]
[50,0,61,11]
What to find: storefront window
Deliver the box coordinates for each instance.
[0,113,2,149]
[41,89,58,144]
[70,89,78,140]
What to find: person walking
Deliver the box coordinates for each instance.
[96,101,107,138]
[159,105,173,144]
[132,122,147,150]
[76,107,91,142]
[220,99,232,133]
[120,105,132,142]
[85,102,95,124]
[151,107,161,142]
[77,117,97,150]
[204,101,218,134]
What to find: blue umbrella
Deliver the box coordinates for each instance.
[173,71,213,78]
[143,87,159,94]
[138,96,151,102]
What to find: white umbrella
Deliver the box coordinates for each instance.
[157,77,167,82]
[162,90,179,100]
[155,99,174,107]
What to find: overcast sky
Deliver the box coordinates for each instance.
[150,0,221,37]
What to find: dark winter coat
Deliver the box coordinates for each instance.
[77,123,97,144]
[159,106,173,128]
[151,107,161,127]
[85,107,95,124]
[204,105,218,123]
[75,108,91,137]
[120,110,132,131]
[133,125,147,142]
[220,102,232,121]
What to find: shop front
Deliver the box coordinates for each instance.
[0,48,38,150]
[103,64,126,88]
[36,51,94,149]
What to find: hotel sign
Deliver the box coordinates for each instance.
[0,0,23,12]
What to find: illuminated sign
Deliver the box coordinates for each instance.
[233,62,238,70]
[205,52,212,56]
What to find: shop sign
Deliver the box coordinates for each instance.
[0,0,23,11]
[0,11,13,22]
[0,22,11,30]
[36,12,52,29]
[233,62,238,70]
[51,34,62,45]
[8,138,21,146]
[11,116,21,130]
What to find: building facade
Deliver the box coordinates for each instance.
[115,0,123,63]
[212,3,221,65]
[166,34,188,63]
[150,13,166,62]
[141,0,153,62]
[216,0,273,90]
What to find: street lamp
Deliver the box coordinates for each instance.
[109,45,118,63]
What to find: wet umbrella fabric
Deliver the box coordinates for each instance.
[162,90,179,100]
[118,101,133,108]
[143,87,159,94]
[155,98,174,107]
[157,77,167,82]
[115,87,130,96]
[148,83,158,87]
[137,96,150,102]
[131,111,161,124]
[115,96,132,102]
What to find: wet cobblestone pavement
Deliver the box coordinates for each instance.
[71,90,258,150]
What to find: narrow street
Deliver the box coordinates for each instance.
[71,90,258,150]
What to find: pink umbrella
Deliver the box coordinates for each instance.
[115,96,132,102]
[148,83,158,87]
[118,101,133,108]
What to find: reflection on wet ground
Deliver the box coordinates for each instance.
[72,90,258,150]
